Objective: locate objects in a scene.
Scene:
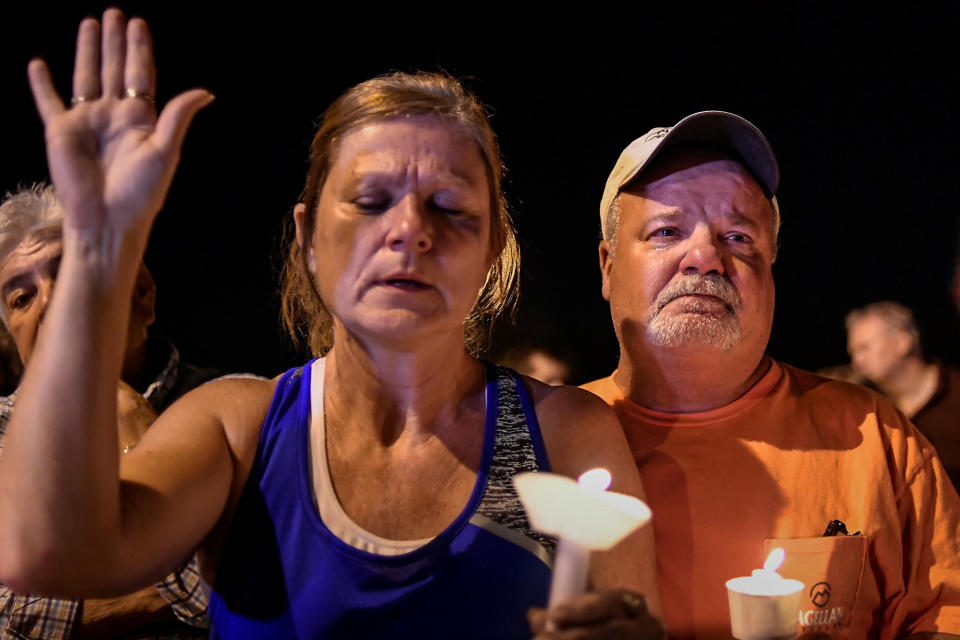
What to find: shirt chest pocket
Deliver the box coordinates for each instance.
[764,536,867,640]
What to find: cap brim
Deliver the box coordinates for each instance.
[599,111,780,240]
[648,111,779,198]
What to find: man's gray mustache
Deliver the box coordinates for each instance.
[652,275,741,316]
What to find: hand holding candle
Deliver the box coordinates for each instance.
[514,468,652,609]
[726,548,804,640]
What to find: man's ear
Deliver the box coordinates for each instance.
[891,329,915,360]
[599,240,613,302]
[294,203,316,273]
[132,263,156,330]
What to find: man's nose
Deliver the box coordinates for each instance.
[385,195,433,252]
[36,280,55,324]
[678,226,725,276]
[850,352,865,371]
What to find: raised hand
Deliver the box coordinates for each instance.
[28,9,212,239]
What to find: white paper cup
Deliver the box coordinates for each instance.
[726,576,804,640]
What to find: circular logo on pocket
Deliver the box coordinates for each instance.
[809,581,831,608]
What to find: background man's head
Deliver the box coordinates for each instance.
[499,342,572,386]
[597,112,781,362]
[0,184,156,371]
[846,301,922,385]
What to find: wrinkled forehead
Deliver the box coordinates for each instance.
[628,147,764,196]
[319,115,504,244]
[331,115,485,175]
[624,146,778,225]
[852,312,905,337]
[0,227,64,280]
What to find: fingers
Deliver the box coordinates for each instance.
[73,18,101,101]
[124,18,156,99]
[153,89,215,155]
[534,618,656,640]
[528,607,548,635]
[531,592,664,640]
[27,59,65,124]
[548,590,650,627]
[74,11,155,103]
[101,8,126,97]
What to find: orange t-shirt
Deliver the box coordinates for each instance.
[583,360,960,640]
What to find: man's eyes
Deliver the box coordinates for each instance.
[646,229,753,243]
[6,290,33,310]
[649,227,677,239]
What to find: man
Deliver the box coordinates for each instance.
[583,112,960,639]
[847,301,960,490]
[500,342,572,386]
[0,184,215,639]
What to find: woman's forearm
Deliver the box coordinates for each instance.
[0,227,145,593]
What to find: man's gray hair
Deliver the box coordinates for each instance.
[0,183,64,264]
[845,300,922,357]
[603,196,625,251]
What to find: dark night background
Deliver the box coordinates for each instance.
[1,4,957,382]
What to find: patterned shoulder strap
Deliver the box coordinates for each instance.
[473,365,557,557]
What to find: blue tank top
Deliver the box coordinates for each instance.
[209,360,554,639]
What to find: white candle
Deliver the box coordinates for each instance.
[726,548,804,640]
[514,468,652,611]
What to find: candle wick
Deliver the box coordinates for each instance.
[762,547,786,572]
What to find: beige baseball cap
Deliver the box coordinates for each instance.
[599,111,780,240]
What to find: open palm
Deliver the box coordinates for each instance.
[28,10,212,236]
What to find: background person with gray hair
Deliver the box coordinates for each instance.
[0,183,215,639]
[847,301,960,490]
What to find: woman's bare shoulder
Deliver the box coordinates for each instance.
[519,374,619,432]
[516,374,646,502]
[173,373,279,416]
[155,373,280,464]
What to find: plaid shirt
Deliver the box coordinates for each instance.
[0,339,213,639]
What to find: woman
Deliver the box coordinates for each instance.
[0,11,662,638]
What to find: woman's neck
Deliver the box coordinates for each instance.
[323,332,485,445]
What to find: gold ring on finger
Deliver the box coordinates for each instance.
[70,95,96,105]
[125,88,156,104]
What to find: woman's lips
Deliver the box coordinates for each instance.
[381,278,431,290]
[371,271,434,291]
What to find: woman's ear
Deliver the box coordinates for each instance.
[294,203,316,273]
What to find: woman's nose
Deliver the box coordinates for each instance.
[385,195,433,252]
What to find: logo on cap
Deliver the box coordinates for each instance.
[644,127,671,142]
